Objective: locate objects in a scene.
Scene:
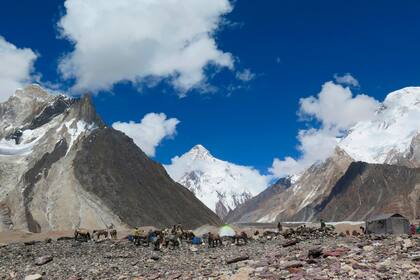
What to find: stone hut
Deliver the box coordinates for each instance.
[366,213,410,234]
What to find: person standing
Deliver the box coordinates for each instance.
[277,222,283,232]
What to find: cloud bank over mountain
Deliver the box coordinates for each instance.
[271,76,380,177]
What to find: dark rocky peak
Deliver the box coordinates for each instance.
[273,177,292,189]
[26,95,76,130]
[71,94,105,127]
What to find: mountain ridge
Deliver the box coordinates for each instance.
[0,85,221,232]
[227,87,420,223]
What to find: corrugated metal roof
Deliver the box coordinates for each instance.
[367,213,406,222]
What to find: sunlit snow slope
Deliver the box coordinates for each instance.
[164,145,270,218]
[339,87,420,166]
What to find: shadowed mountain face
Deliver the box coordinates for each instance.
[226,148,354,223]
[316,162,420,221]
[0,85,220,232]
[74,128,221,229]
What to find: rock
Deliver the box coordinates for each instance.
[255,267,265,272]
[226,255,249,264]
[409,268,419,275]
[308,247,323,258]
[342,264,353,273]
[230,267,254,280]
[282,239,299,247]
[362,245,374,252]
[150,254,160,261]
[375,263,389,272]
[402,239,413,249]
[282,261,305,269]
[168,273,182,280]
[24,241,39,246]
[25,274,42,280]
[323,250,341,257]
[190,247,198,252]
[411,254,420,261]
[287,267,302,274]
[44,238,52,244]
[401,262,412,269]
[35,255,53,266]
[57,236,73,241]
[352,262,369,270]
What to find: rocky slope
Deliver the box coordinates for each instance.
[226,148,354,223]
[0,85,220,232]
[228,87,420,223]
[164,145,269,218]
[317,162,420,221]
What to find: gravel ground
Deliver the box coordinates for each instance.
[0,233,419,279]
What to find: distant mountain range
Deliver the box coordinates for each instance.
[226,87,420,223]
[1,85,418,232]
[0,85,220,232]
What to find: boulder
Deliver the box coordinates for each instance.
[25,274,42,280]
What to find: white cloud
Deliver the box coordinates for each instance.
[299,81,379,130]
[334,73,359,87]
[236,69,255,82]
[0,36,38,101]
[112,113,180,157]
[270,78,380,178]
[58,0,234,95]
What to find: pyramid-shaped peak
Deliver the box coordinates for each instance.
[192,144,209,152]
[188,144,213,159]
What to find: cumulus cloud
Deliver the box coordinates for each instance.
[58,0,234,95]
[334,73,359,87]
[299,81,379,130]
[112,113,180,157]
[270,78,380,178]
[0,36,38,101]
[236,69,255,82]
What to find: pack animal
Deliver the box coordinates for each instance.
[163,234,180,249]
[109,229,117,239]
[208,232,223,248]
[232,231,248,245]
[93,229,108,240]
[74,228,91,241]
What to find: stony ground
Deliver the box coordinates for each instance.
[0,234,419,280]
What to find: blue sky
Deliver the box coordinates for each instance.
[1,0,420,175]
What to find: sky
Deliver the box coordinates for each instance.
[1,0,420,179]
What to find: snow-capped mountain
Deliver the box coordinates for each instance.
[164,145,270,218]
[227,87,420,223]
[339,87,420,167]
[0,85,220,232]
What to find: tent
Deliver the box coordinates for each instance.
[366,213,410,234]
[219,225,236,237]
